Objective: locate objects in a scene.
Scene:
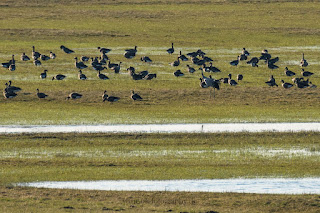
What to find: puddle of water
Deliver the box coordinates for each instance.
[1,123,320,134]
[17,178,320,194]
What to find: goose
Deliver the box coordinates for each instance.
[186,65,196,73]
[92,64,107,71]
[40,54,50,61]
[144,73,157,80]
[178,51,188,61]
[66,92,82,100]
[3,90,17,99]
[230,56,240,66]
[128,69,143,80]
[247,57,259,67]
[8,62,16,71]
[173,70,184,77]
[300,53,308,67]
[101,53,109,61]
[102,91,120,103]
[242,48,250,56]
[124,51,136,59]
[52,74,66,81]
[97,71,109,80]
[21,53,30,61]
[237,74,243,81]
[33,59,41,66]
[75,57,88,69]
[220,77,229,84]
[131,90,143,101]
[36,88,48,99]
[40,70,48,79]
[301,69,314,77]
[208,62,221,73]
[280,80,293,89]
[140,56,152,62]
[267,63,279,70]
[260,49,271,61]
[309,82,317,88]
[91,57,100,67]
[199,78,208,88]
[170,57,180,67]
[295,78,309,88]
[284,67,295,77]
[200,73,220,97]
[166,43,174,54]
[199,64,211,73]
[125,46,137,54]
[81,56,89,62]
[239,54,247,61]
[201,55,213,62]
[7,81,21,93]
[107,60,119,69]
[265,75,278,87]
[99,56,107,65]
[32,46,41,60]
[196,49,206,57]
[186,51,198,58]
[60,45,74,54]
[267,57,279,65]
[2,55,15,68]
[78,70,87,80]
[111,62,122,74]
[228,74,238,86]
[97,47,111,54]
[49,51,56,59]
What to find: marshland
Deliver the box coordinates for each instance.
[1,0,320,212]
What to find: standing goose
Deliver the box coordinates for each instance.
[300,53,308,67]
[125,46,137,54]
[40,70,48,79]
[21,53,30,61]
[131,90,143,101]
[280,80,293,89]
[284,67,295,77]
[32,46,41,60]
[8,57,15,71]
[301,69,314,77]
[124,51,136,59]
[78,70,87,80]
[102,90,120,103]
[60,45,74,54]
[6,81,22,93]
[167,43,174,54]
[265,75,278,87]
[97,71,109,80]
[230,56,240,66]
[178,51,188,61]
[111,62,122,74]
[2,55,14,68]
[187,65,196,73]
[36,88,48,99]
[66,92,82,100]
[52,74,66,80]
[74,57,88,69]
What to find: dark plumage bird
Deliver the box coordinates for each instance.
[246,57,259,67]
[78,70,87,80]
[131,90,143,101]
[230,56,240,66]
[301,69,314,77]
[167,43,174,54]
[40,70,48,79]
[237,74,243,81]
[125,46,137,54]
[300,53,308,67]
[33,59,41,66]
[81,56,89,62]
[97,47,111,54]
[170,57,180,67]
[52,74,66,81]
[284,67,295,77]
[140,56,152,62]
[66,92,82,100]
[144,73,157,80]
[40,54,50,61]
[60,45,74,54]
[2,55,15,68]
[124,51,136,59]
[110,62,122,74]
[187,65,196,73]
[242,47,250,56]
[173,70,184,77]
[75,57,88,69]
[32,46,41,60]
[49,51,56,59]
[97,71,109,80]
[178,51,188,61]
[281,80,293,89]
[102,90,120,103]
[208,62,221,73]
[3,90,17,99]
[265,75,278,87]
[21,53,30,61]
[36,88,48,99]
[6,81,21,93]
[228,74,238,86]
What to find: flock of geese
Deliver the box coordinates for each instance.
[1,43,317,101]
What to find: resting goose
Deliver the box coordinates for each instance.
[36,88,48,99]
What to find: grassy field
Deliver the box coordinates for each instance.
[0,132,319,212]
[1,0,320,212]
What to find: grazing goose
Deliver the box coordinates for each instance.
[284,67,295,77]
[101,53,109,61]
[301,69,314,77]
[200,64,211,73]
[242,47,250,56]
[33,59,41,66]
[166,43,174,54]
[144,73,157,80]
[128,69,144,80]
[66,92,82,100]
[228,74,238,86]
[131,90,143,101]
[300,53,308,67]
[102,91,120,103]
[265,75,278,87]
[281,80,293,89]
[40,54,50,61]
[75,57,88,69]
[60,45,74,54]
[178,51,188,61]
[246,57,259,67]
[49,51,56,59]
[186,65,196,73]
[52,74,66,81]
[21,53,30,61]
[97,71,109,80]
[78,70,87,80]
[140,56,152,62]
[186,51,198,58]
[267,57,279,65]
[196,49,206,57]
[36,88,48,99]
[32,46,41,60]
[170,57,180,67]
[92,64,107,71]
[230,56,240,66]
[97,47,111,54]
[173,70,184,77]
[237,74,243,81]
[40,70,48,79]
[81,56,89,62]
